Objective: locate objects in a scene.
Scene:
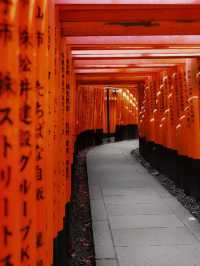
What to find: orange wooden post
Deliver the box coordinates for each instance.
[185,59,200,159]
[165,70,173,150]
[93,87,96,131]
[138,84,145,140]
[70,62,77,164]
[77,86,82,134]
[65,47,71,206]
[95,87,99,130]
[113,89,117,133]
[173,70,181,156]
[142,85,148,142]
[157,76,164,146]
[53,7,61,235]
[161,73,168,148]
[46,0,55,263]
[89,86,93,131]
[152,78,157,144]
[75,86,79,136]
[103,88,107,134]
[116,89,121,128]
[176,64,188,157]
[151,76,158,145]
[182,64,190,157]
[100,87,105,131]
[56,38,66,232]
[34,0,49,264]
[159,75,165,147]
[0,2,20,266]
[91,86,95,131]
[197,60,200,140]
[81,87,85,133]
[146,81,151,142]
[168,71,178,151]
[18,1,37,265]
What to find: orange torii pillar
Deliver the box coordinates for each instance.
[18,1,37,266]
[0,2,21,266]
[1,0,55,265]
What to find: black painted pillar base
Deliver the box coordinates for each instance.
[139,138,200,203]
[53,202,72,266]
[115,124,138,141]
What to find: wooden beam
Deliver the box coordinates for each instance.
[56,1,200,5]
[73,58,185,66]
[72,54,200,59]
[77,82,139,87]
[62,20,200,36]
[75,67,166,73]
[74,64,176,68]
[77,80,145,85]
[71,49,200,55]
[76,73,152,82]
[65,36,200,45]
[58,4,200,36]
[59,4,200,22]
[57,3,200,12]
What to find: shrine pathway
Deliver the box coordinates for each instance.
[87,140,200,266]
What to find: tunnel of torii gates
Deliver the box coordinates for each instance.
[2,0,200,265]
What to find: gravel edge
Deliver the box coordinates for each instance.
[67,150,96,266]
[132,148,200,221]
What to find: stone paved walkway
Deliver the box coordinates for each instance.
[87,140,200,266]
